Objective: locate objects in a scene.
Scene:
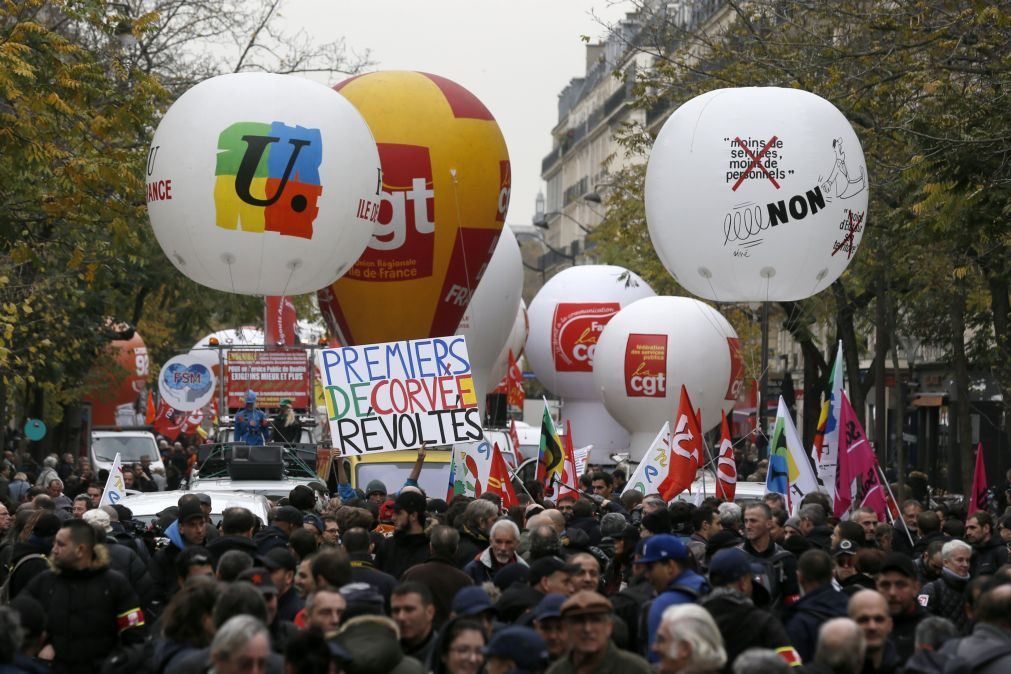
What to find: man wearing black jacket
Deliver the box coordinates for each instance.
[965,512,1009,576]
[785,549,850,663]
[343,526,398,608]
[376,490,430,579]
[701,548,797,673]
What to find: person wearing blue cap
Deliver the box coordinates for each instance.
[234,390,269,446]
[700,547,797,670]
[531,593,568,660]
[634,533,709,662]
[484,625,550,674]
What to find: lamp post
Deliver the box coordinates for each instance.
[532,192,593,234]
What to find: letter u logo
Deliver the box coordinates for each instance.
[234,135,310,207]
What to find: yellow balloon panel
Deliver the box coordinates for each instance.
[320,71,510,345]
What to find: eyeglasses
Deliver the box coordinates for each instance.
[449,646,484,658]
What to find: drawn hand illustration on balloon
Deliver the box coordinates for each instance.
[158,355,216,412]
[645,87,868,302]
[319,71,510,346]
[146,72,381,296]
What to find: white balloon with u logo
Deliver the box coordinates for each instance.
[645,87,868,302]
[146,72,381,295]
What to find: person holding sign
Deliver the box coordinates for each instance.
[234,390,269,446]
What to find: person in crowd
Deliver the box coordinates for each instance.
[807,618,866,674]
[568,551,601,593]
[377,491,431,579]
[740,503,799,613]
[303,587,346,636]
[449,586,496,635]
[848,590,899,674]
[937,582,1011,672]
[391,582,439,668]
[653,604,727,674]
[637,533,709,659]
[463,519,525,584]
[152,575,221,673]
[731,649,790,674]
[891,500,923,557]
[262,547,302,623]
[270,398,302,444]
[900,616,959,674]
[234,390,270,446]
[253,505,302,555]
[874,552,925,661]
[209,615,271,674]
[206,506,260,565]
[430,616,486,674]
[785,549,850,663]
[24,520,146,673]
[342,526,397,607]
[485,625,550,674]
[150,494,208,602]
[546,591,652,674]
[531,593,569,660]
[7,511,61,599]
[918,539,974,634]
[964,511,1009,576]
[401,525,473,627]
[852,507,880,548]
[799,504,833,551]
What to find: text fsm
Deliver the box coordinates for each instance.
[317,336,483,454]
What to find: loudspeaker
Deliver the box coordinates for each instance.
[486,393,507,428]
[227,444,284,481]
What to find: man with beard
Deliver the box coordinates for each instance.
[463,519,526,584]
[965,512,1009,577]
[875,553,925,661]
[375,490,430,579]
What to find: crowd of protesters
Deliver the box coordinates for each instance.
[0,441,1009,674]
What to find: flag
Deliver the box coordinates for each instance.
[99,452,126,506]
[537,403,564,485]
[508,418,521,460]
[152,400,185,441]
[858,462,889,522]
[265,295,298,346]
[144,391,156,425]
[715,411,737,501]
[969,442,987,514]
[180,407,204,437]
[623,422,672,496]
[486,442,519,509]
[553,420,581,498]
[767,397,819,511]
[506,350,525,410]
[450,441,490,498]
[835,390,876,518]
[812,342,844,500]
[446,444,459,501]
[659,386,703,501]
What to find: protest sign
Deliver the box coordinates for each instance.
[317,335,483,454]
[226,350,310,409]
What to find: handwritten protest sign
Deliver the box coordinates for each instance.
[317,335,484,454]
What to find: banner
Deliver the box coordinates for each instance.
[969,442,987,514]
[835,390,876,518]
[99,453,126,506]
[536,403,564,484]
[317,335,482,454]
[226,350,310,410]
[506,349,525,409]
[715,411,737,501]
[624,333,668,397]
[623,421,672,496]
[812,341,844,500]
[767,397,820,511]
[450,439,493,498]
[152,400,186,441]
[265,296,299,347]
[551,302,620,372]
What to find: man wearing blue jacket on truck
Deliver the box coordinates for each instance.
[234,390,269,445]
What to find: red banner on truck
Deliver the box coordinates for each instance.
[226,350,309,410]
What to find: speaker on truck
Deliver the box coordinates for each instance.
[226,444,284,481]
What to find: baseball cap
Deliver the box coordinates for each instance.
[237,567,276,595]
[785,516,802,532]
[393,490,427,515]
[244,390,257,404]
[483,626,549,672]
[177,500,206,523]
[261,547,297,572]
[451,586,495,617]
[280,398,292,406]
[531,593,566,622]
[635,533,689,564]
[880,552,917,579]
[529,556,580,585]
[339,582,385,620]
[273,505,304,527]
[365,479,387,496]
[303,514,324,533]
[708,548,757,586]
[194,493,212,506]
[833,539,858,558]
[560,590,612,618]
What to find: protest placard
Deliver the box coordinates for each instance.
[317,335,484,454]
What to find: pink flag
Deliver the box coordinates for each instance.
[835,391,875,518]
[858,463,889,522]
[969,442,987,514]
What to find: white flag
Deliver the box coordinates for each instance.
[622,422,672,496]
[99,452,126,507]
[777,397,822,508]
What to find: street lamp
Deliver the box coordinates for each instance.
[532,192,592,233]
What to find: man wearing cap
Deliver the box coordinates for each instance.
[636,533,709,661]
[402,525,473,627]
[700,547,796,669]
[263,547,304,623]
[150,494,208,603]
[875,552,925,661]
[497,555,577,623]
[451,586,497,635]
[271,398,301,444]
[531,593,569,660]
[254,505,303,555]
[375,491,431,579]
[785,549,850,663]
[234,390,270,445]
[546,590,652,674]
[484,625,551,674]
[237,566,299,653]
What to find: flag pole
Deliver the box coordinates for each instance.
[878,464,914,547]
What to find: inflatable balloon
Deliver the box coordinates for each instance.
[488,299,529,394]
[593,296,743,460]
[457,226,522,411]
[526,266,655,462]
[319,71,510,345]
[146,72,381,295]
[83,331,149,427]
[645,87,868,302]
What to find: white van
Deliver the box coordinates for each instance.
[90,430,164,474]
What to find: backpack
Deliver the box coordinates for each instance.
[0,553,46,602]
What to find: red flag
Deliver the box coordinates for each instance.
[835,391,875,518]
[487,443,518,509]
[659,386,703,501]
[264,296,298,347]
[858,462,889,522]
[152,400,185,441]
[715,411,737,501]
[506,350,525,410]
[180,407,204,437]
[144,391,156,425]
[508,419,522,460]
[969,442,987,514]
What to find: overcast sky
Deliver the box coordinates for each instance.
[278,1,632,228]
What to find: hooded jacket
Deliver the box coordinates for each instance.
[785,583,850,662]
[646,567,710,661]
[701,587,794,674]
[970,536,1009,577]
[24,544,146,674]
[376,530,430,579]
[920,568,971,634]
